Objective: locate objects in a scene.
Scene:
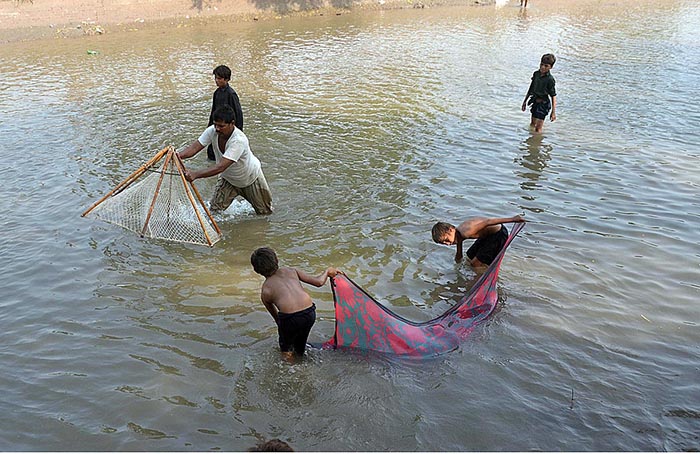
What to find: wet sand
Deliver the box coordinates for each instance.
[0,0,655,44]
[0,0,483,42]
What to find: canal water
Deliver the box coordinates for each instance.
[0,0,698,450]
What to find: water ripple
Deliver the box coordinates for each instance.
[1,1,699,451]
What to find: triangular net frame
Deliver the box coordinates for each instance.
[82,146,222,247]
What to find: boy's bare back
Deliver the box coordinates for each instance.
[261,267,314,315]
[457,215,525,239]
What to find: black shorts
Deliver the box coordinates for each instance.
[277,304,316,355]
[466,225,509,265]
[530,98,551,120]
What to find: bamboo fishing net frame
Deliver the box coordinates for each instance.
[82,146,222,247]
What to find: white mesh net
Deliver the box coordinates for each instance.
[83,147,222,247]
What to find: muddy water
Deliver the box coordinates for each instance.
[0,0,699,450]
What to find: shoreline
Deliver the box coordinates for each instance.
[0,0,660,44]
[0,0,485,43]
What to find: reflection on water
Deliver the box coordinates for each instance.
[516,134,552,197]
[1,0,700,451]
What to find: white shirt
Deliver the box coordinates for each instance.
[197,126,262,187]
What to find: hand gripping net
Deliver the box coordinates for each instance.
[82,146,222,247]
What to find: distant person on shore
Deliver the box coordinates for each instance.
[251,247,341,357]
[207,65,244,160]
[177,105,272,215]
[520,0,528,7]
[521,53,556,133]
[248,438,294,451]
[432,215,526,267]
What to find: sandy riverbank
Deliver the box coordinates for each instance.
[0,0,660,44]
[0,0,485,42]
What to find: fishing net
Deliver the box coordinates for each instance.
[322,222,524,356]
[82,146,222,247]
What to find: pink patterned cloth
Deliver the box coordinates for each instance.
[323,222,524,356]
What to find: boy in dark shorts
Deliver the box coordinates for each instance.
[432,215,526,267]
[521,53,557,133]
[250,247,341,357]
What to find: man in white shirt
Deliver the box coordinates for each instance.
[177,106,273,215]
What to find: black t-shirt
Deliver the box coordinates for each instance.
[209,85,244,130]
[527,70,556,100]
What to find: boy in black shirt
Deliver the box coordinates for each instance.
[521,53,557,133]
[208,65,244,160]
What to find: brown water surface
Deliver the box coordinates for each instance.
[0,1,699,450]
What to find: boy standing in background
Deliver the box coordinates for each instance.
[521,53,557,133]
[208,65,244,160]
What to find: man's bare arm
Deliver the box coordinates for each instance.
[184,157,234,182]
[177,140,205,160]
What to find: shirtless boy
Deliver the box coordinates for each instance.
[250,247,341,356]
[432,215,526,267]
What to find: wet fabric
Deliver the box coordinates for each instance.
[530,97,551,120]
[278,303,316,355]
[527,70,556,100]
[322,222,524,357]
[467,224,509,265]
[209,173,273,214]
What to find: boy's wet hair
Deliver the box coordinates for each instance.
[431,222,454,243]
[213,65,232,80]
[540,53,556,67]
[212,105,237,125]
[251,247,279,277]
[248,438,294,452]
